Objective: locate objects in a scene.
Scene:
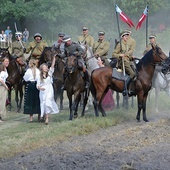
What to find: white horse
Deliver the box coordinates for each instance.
[151,69,170,113]
[79,42,99,108]
[79,42,99,73]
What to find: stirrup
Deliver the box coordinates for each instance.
[61,84,65,90]
[85,82,90,89]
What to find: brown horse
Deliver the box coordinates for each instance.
[0,47,24,112]
[65,56,89,120]
[39,47,64,110]
[91,45,167,122]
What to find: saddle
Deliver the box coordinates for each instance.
[112,68,129,81]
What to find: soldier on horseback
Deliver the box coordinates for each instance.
[78,26,94,48]
[112,31,137,96]
[25,33,48,66]
[52,32,65,54]
[60,35,90,89]
[12,31,27,75]
[92,31,110,67]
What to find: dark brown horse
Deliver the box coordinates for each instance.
[0,47,24,112]
[91,45,167,122]
[65,56,89,120]
[39,47,64,109]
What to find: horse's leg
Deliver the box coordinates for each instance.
[73,93,82,118]
[81,89,89,117]
[8,90,12,111]
[18,83,23,113]
[142,94,149,122]
[122,95,128,110]
[116,92,120,109]
[60,90,64,110]
[15,88,20,112]
[67,94,73,120]
[155,87,159,113]
[136,92,143,122]
[131,96,134,109]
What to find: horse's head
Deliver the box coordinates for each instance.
[78,41,87,59]
[65,56,78,73]
[161,56,170,75]
[152,44,167,63]
[0,47,10,62]
[40,47,60,67]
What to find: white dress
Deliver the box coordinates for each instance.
[37,67,59,117]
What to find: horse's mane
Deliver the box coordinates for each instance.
[136,49,154,70]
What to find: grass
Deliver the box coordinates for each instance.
[0,90,169,158]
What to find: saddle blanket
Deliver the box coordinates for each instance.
[112,68,129,81]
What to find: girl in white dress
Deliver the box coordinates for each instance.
[37,56,59,125]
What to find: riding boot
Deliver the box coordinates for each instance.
[122,77,131,96]
[128,76,137,96]
[83,69,90,89]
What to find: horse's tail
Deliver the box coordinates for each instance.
[90,70,96,99]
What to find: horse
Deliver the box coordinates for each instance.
[39,47,64,110]
[0,47,24,112]
[65,55,89,120]
[91,44,167,122]
[151,67,170,112]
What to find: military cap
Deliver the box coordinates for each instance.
[15,31,22,37]
[58,32,65,37]
[62,35,71,42]
[120,31,129,38]
[149,34,156,39]
[34,33,42,39]
[98,31,105,36]
[124,28,132,34]
[82,26,88,30]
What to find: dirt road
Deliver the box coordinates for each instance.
[0,113,169,170]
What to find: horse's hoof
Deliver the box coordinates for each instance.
[144,119,149,122]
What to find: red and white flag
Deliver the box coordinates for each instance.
[136,6,148,30]
[115,5,134,27]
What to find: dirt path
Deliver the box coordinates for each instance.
[0,113,169,170]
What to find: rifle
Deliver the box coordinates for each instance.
[14,22,25,49]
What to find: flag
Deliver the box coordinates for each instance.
[115,5,134,27]
[136,6,148,30]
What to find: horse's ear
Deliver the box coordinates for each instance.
[169,51,170,57]
[151,43,156,51]
[84,41,87,45]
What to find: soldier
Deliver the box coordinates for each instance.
[143,34,160,55]
[124,28,136,56]
[78,26,94,48]
[12,32,27,74]
[112,31,136,96]
[92,31,110,66]
[60,35,90,89]
[25,33,48,66]
[52,32,65,54]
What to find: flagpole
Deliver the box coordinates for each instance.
[115,5,122,51]
[146,5,148,47]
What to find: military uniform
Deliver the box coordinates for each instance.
[126,36,136,56]
[78,34,94,47]
[143,34,160,55]
[93,39,110,66]
[112,38,135,79]
[26,40,48,60]
[12,40,26,59]
[12,32,27,74]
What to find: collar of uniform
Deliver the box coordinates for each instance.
[98,39,104,42]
